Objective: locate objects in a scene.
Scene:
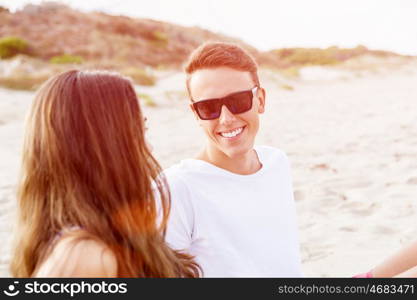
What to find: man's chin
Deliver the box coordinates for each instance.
[220,145,253,159]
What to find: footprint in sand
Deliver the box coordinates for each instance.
[406,177,417,185]
[350,208,374,217]
[310,163,338,173]
[293,189,305,201]
[314,187,348,205]
[372,225,399,235]
[339,201,376,217]
[338,226,358,232]
[301,244,334,262]
[321,177,373,190]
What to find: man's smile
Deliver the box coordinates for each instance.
[217,126,246,139]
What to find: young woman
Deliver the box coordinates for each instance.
[10,70,200,277]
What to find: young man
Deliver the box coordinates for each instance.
[164,42,302,277]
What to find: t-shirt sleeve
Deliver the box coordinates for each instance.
[164,172,195,251]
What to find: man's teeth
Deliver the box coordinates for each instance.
[220,127,243,138]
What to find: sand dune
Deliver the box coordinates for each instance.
[0,64,416,277]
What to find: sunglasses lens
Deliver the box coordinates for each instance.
[195,100,221,120]
[226,91,253,114]
[194,88,255,120]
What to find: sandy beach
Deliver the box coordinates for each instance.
[1,63,417,277]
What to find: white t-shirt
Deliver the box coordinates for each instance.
[164,145,302,277]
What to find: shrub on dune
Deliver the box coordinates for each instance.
[50,54,84,64]
[137,93,157,107]
[0,36,29,59]
[121,67,156,86]
[0,73,50,90]
[150,30,169,48]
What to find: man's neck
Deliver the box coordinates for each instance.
[196,147,262,175]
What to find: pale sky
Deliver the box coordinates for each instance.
[1,0,417,55]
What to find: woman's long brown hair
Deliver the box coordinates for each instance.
[10,70,200,277]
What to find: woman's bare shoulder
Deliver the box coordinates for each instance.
[34,232,117,277]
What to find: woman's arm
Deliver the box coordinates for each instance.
[372,240,417,277]
[34,236,117,277]
[395,265,417,277]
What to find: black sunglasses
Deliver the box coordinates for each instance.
[192,86,258,120]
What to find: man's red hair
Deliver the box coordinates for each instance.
[185,42,260,99]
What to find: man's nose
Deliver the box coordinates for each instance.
[218,105,236,125]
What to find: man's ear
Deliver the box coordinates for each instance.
[257,87,266,114]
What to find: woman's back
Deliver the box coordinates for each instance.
[34,229,117,277]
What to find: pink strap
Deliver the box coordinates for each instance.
[353,271,373,278]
